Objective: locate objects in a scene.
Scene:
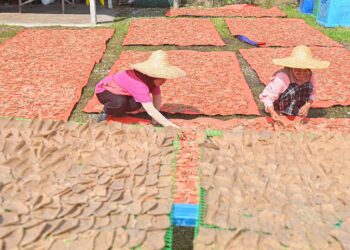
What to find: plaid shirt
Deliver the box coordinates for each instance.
[274,82,313,115]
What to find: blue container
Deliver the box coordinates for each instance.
[317,0,350,27]
[299,0,315,14]
[172,204,199,227]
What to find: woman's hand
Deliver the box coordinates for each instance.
[267,106,281,122]
[270,111,281,122]
[142,102,179,129]
[299,102,311,116]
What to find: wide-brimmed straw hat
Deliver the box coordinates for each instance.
[131,50,186,79]
[273,45,330,69]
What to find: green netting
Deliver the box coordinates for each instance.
[171,132,181,201]
[334,219,344,229]
[195,188,286,242]
[195,138,227,238]
[130,134,180,250]
[164,212,174,250]
[170,135,181,200]
[126,124,166,129]
[198,188,230,230]
[195,187,274,248]
[0,116,31,121]
[162,134,181,250]
[194,146,203,238]
[205,129,223,138]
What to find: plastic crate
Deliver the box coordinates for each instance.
[316,0,350,27]
[299,0,314,14]
[172,204,199,227]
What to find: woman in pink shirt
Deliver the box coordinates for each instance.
[95,50,186,128]
[259,45,329,122]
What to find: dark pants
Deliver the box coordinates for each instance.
[96,90,141,116]
[274,82,313,116]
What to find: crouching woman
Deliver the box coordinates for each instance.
[95,50,186,128]
[259,45,329,122]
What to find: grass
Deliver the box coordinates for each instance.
[0,25,23,44]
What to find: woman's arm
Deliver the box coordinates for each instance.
[266,106,281,122]
[141,102,179,128]
[259,72,290,121]
[259,72,289,110]
[153,94,162,110]
[151,94,162,125]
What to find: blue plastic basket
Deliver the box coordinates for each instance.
[317,0,350,27]
[299,0,314,14]
[172,204,199,227]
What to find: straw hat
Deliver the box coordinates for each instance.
[273,45,330,69]
[131,50,186,79]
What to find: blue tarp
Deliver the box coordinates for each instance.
[299,0,314,14]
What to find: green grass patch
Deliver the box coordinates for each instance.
[205,129,223,138]
[211,17,252,52]
[0,25,23,44]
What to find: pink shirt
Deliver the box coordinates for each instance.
[95,70,161,103]
[259,71,316,108]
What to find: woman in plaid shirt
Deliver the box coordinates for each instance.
[260,45,329,122]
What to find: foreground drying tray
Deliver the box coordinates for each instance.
[195,129,350,249]
[0,118,178,249]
